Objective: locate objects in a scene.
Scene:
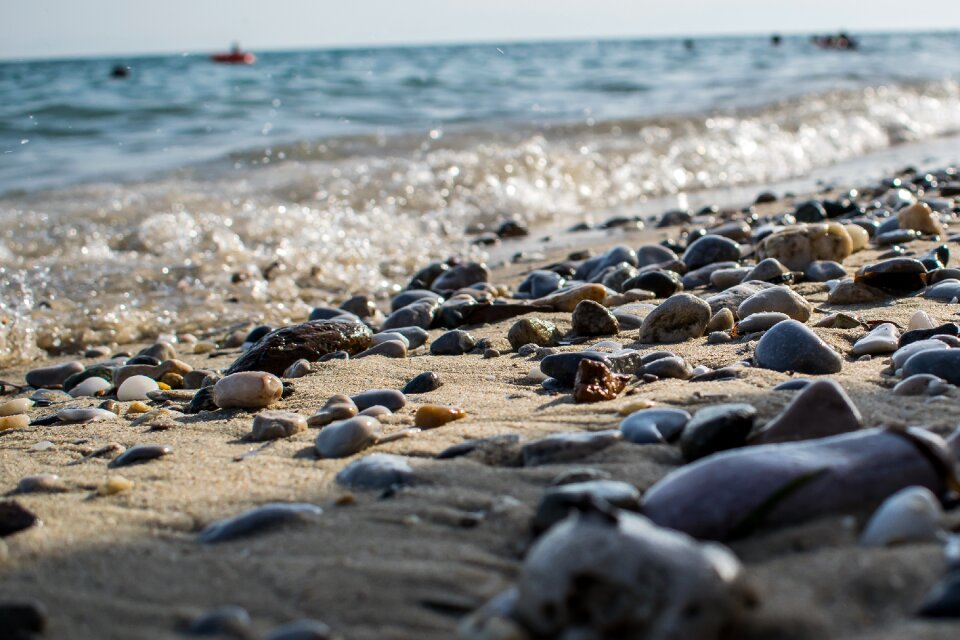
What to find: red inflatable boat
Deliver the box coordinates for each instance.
[211,51,256,64]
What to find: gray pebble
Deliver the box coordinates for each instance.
[110,444,172,468]
[430,330,477,355]
[199,503,323,544]
[350,389,406,412]
[754,320,842,374]
[680,403,756,461]
[336,453,414,490]
[314,416,380,458]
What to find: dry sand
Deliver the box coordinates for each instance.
[1,200,960,639]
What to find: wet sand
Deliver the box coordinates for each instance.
[1,192,960,639]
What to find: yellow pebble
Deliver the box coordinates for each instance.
[157,382,171,390]
[414,405,467,429]
[97,476,134,496]
[159,372,183,389]
[618,399,656,415]
[126,401,151,415]
[0,414,30,431]
[0,398,33,417]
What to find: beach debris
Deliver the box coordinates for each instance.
[198,502,323,544]
[754,320,842,374]
[213,372,283,409]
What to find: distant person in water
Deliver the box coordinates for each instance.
[110,64,129,78]
[683,39,694,50]
[771,34,782,46]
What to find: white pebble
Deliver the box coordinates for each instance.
[527,367,548,382]
[908,310,936,331]
[860,486,944,547]
[70,376,112,397]
[0,398,33,416]
[117,375,160,401]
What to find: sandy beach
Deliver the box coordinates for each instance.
[2,172,960,639]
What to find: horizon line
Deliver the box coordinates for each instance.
[2,26,958,63]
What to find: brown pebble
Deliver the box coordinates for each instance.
[414,405,467,429]
[160,372,184,389]
[573,359,629,403]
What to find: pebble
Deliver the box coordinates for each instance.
[898,201,944,235]
[126,401,151,414]
[860,486,943,547]
[856,258,929,294]
[534,283,609,312]
[414,405,467,429]
[773,379,812,391]
[680,403,756,461]
[402,371,441,394]
[431,261,489,291]
[711,268,749,291]
[110,444,172,467]
[852,323,900,356]
[0,415,30,430]
[0,601,47,637]
[736,311,790,334]
[752,380,861,444]
[186,605,252,636]
[909,310,937,331]
[706,308,735,332]
[193,341,218,354]
[682,235,741,269]
[117,375,160,401]
[25,361,85,389]
[263,619,333,640]
[336,453,414,490]
[30,440,54,452]
[682,261,739,288]
[755,222,853,270]
[282,359,312,378]
[213,372,283,409]
[638,293,711,343]
[805,260,847,282]
[754,320,843,374]
[351,389,406,412]
[513,510,748,638]
[56,407,119,424]
[430,329,477,355]
[139,341,178,361]
[899,322,960,347]
[624,270,683,298]
[573,359,629,402]
[225,319,373,375]
[902,349,960,385]
[517,270,565,298]
[924,279,960,301]
[315,416,380,458]
[917,570,960,618]
[354,340,408,359]
[571,300,619,336]
[815,312,863,329]
[0,398,33,416]
[737,286,812,322]
[642,355,693,380]
[382,300,437,331]
[17,473,65,493]
[0,500,39,536]
[893,374,948,396]
[386,326,430,349]
[391,289,441,312]
[199,503,324,544]
[251,411,307,441]
[705,281,776,315]
[533,480,642,532]
[619,408,690,444]
[522,430,622,466]
[96,475,134,496]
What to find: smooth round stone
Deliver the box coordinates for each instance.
[754,320,842,374]
[709,267,751,290]
[517,270,565,298]
[226,319,373,375]
[533,480,641,532]
[794,200,826,222]
[336,453,414,490]
[707,331,732,344]
[383,326,429,350]
[745,258,791,283]
[680,403,756,461]
[187,605,252,636]
[893,374,947,396]
[805,260,847,282]
[251,411,307,441]
[755,222,852,270]
[539,352,610,386]
[682,261,740,289]
[110,444,172,467]
[414,405,466,429]
[263,619,333,640]
[402,371,441,394]
[391,289,442,312]
[282,359,312,378]
[139,341,178,362]
[68,376,112,398]
[637,245,679,267]
[25,361,85,389]
[737,286,812,322]
[213,372,283,409]
[898,201,944,235]
[307,401,358,428]
[852,323,900,356]
[902,350,960,384]
[534,283,609,312]
[736,312,790,334]
[638,294,711,344]
[56,407,119,424]
[431,262,489,291]
[753,380,861,445]
[354,340,408,359]
[358,405,392,418]
[924,279,960,301]
[860,486,943,547]
[371,332,410,348]
[576,245,638,280]
[619,408,690,444]
[623,270,683,298]
[909,310,937,331]
[706,308,735,332]
[350,389,406,412]
[0,398,33,416]
[507,318,561,350]
[430,330,477,356]
[571,300,619,336]
[126,355,161,366]
[0,415,30,430]
[899,323,960,347]
[682,235,741,270]
[17,473,65,493]
[642,356,693,380]
[314,416,380,458]
[116,375,159,401]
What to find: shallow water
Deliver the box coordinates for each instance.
[1,33,959,365]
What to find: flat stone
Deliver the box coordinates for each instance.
[571,300,619,336]
[56,407,119,424]
[736,312,790,334]
[924,279,960,301]
[110,444,172,467]
[752,380,861,444]
[620,408,690,444]
[754,320,843,374]
[710,267,751,290]
[354,340,407,359]
[534,283,610,312]
[430,330,476,355]
[680,403,756,461]
[336,453,414,489]
[25,361,85,389]
[69,376,112,398]
[737,286,812,322]
[522,430,622,466]
[852,323,900,356]
[251,411,307,441]
[638,294,711,343]
[225,319,372,375]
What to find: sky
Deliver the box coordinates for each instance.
[3,0,960,60]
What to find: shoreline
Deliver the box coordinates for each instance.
[2,159,960,638]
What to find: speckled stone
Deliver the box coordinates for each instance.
[638,294,711,343]
[571,300,620,336]
[507,318,562,350]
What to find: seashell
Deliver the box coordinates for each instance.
[860,486,944,547]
